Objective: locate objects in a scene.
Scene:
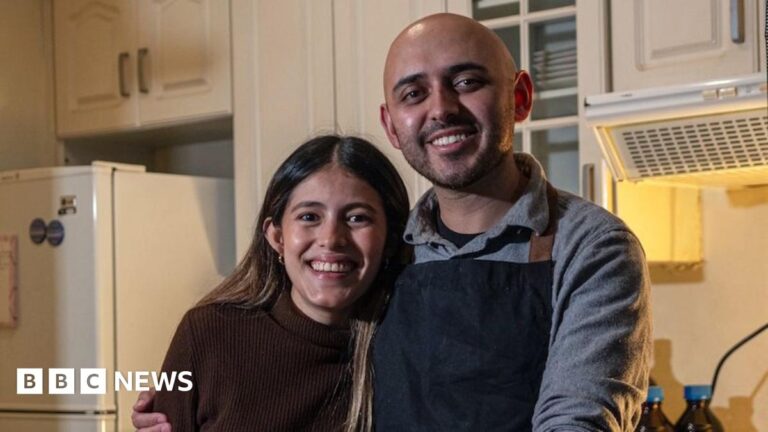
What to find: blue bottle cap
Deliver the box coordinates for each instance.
[647,386,664,402]
[684,385,712,401]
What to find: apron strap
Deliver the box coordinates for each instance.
[529,182,558,263]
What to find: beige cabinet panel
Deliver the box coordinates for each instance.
[54,0,139,135]
[137,0,231,125]
[612,0,760,91]
[53,0,232,137]
[232,0,335,255]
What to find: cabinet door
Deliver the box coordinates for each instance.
[136,0,232,125]
[54,0,138,137]
[576,0,611,207]
[333,0,470,202]
[232,0,335,255]
[611,0,759,91]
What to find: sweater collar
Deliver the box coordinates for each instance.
[270,292,352,350]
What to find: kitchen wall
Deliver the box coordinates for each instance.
[649,186,768,430]
[0,0,58,171]
[154,139,233,178]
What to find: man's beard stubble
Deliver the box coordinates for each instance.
[399,125,511,190]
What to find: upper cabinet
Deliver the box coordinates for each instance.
[53,0,231,138]
[53,0,136,135]
[135,0,231,125]
[611,0,761,91]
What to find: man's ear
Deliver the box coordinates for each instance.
[380,103,402,150]
[263,217,283,257]
[512,70,533,122]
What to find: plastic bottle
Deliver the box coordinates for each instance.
[674,385,724,432]
[636,386,674,432]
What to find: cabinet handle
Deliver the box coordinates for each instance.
[118,52,130,97]
[138,47,150,93]
[581,163,595,202]
[730,0,745,43]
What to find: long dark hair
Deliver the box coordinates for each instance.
[199,135,410,431]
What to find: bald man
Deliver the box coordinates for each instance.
[372,14,650,431]
[133,13,651,432]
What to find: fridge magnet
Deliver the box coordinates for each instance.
[0,234,18,327]
[47,220,65,247]
[29,218,46,245]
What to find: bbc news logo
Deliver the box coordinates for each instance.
[17,368,193,395]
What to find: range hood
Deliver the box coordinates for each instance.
[585,73,768,187]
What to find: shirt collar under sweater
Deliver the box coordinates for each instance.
[270,293,351,350]
[403,152,551,256]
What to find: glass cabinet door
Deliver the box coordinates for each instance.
[472,0,580,195]
[529,16,577,120]
[495,25,521,68]
[472,0,520,20]
[529,0,574,12]
[531,126,579,194]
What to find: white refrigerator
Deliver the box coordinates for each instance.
[0,162,235,431]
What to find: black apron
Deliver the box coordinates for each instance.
[373,184,558,432]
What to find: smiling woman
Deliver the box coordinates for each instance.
[151,135,410,432]
[265,165,389,326]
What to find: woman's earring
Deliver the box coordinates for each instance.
[278,255,284,265]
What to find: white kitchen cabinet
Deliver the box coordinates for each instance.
[53,0,137,134]
[232,0,335,255]
[611,0,761,91]
[136,0,231,125]
[232,0,468,254]
[54,0,231,138]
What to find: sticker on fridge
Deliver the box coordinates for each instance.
[0,235,18,327]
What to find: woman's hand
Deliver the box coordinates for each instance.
[131,389,172,432]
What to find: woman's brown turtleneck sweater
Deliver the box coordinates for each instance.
[155,294,352,431]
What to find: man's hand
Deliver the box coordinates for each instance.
[131,389,171,432]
